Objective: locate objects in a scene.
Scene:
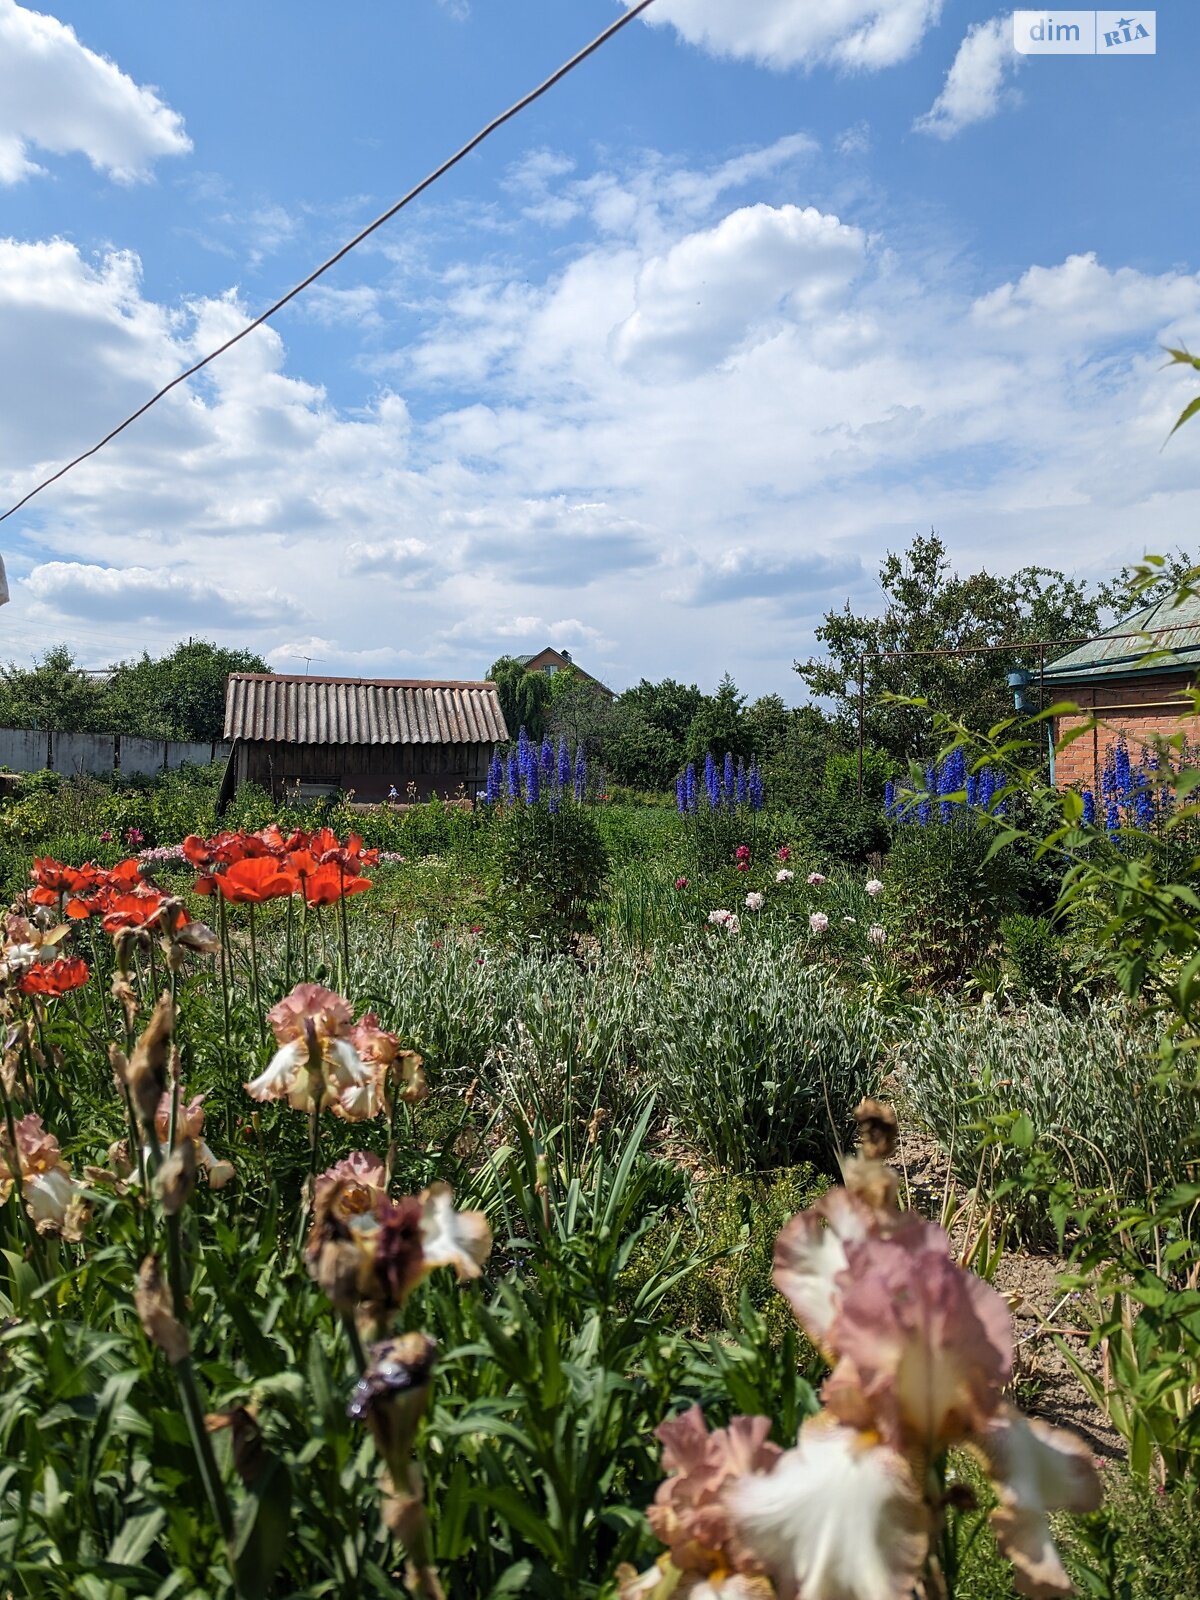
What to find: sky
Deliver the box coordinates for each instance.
[0,0,1197,699]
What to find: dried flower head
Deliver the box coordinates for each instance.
[135,1254,189,1364]
[127,993,175,1128]
[854,1098,898,1162]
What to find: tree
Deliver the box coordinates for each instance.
[0,645,109,731]
[486,656,553,743]
[744,693,789,763]
[1095,549,1200,619]
[106,640,270,742]
[545,674,614,752]
[796,533,1106,763]
[686,674,753,763]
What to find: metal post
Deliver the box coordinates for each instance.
[857,656,865,799]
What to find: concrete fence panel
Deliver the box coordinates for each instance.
[165,740,220,770]
[0,728,49,773]
[52,732,116,778]
[119,736,167,778]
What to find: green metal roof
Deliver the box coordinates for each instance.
[1042,591,1200,684]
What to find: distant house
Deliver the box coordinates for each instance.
[223,674,508,803]
[1042,593,1200,791]
[516,647,613,698]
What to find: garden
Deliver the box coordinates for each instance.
[1,692,1198,1600]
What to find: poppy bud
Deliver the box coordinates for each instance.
[854,1097,899,1161]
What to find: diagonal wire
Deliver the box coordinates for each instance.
[0,0,660,527]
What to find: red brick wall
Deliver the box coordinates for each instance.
[1052,672,1198,791]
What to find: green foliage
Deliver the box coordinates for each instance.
[685,672,752,764]
[796,531,1107,762]
[491,801,610,944]
[643,947,886,1172]
[1000,912,1068,1002]
[883,819,1018,985]
[106,640,269,741]
[0,644,110,732]
[488,656,553,744]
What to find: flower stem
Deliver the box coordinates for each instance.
[217,893,231,1062]
[248,904,263,1045]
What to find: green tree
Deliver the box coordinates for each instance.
[686,673,752,763]
[796,532,1105,763]
[487,656,553,743]
[106,640,269,741]
[0,644,109,731]
[744,693,789,763]
[545,673,614,752]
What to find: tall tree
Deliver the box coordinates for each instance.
[0,645,109,731]
[686,673,753,763]
[486,656,552,743]
[106,640,269,742]
[796,533,1106,762]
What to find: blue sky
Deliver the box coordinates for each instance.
[0,0,1197,697]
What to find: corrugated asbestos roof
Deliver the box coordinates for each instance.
[224,675,509,746]
[1042,593,1200,684]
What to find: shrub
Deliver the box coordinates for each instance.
[490,800,609,945]
[883,821,1017,986]
[1001,912,1068,1002]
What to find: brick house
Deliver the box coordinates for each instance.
[1042,594,1200,792]
[516,646,613,698]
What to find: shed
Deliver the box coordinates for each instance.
[223,674,509,804]
[1042,594,1200,791]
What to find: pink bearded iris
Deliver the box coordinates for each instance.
[245,983,381,1121]
[631,1126,1102,1600]
[728,1191,1101,1600]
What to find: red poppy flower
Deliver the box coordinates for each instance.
[106,859,144,891]
[30,857,73,894]
[301,863,373,906]
[215,858,299,904]
[18,957,89,996]
[101,892,166,933]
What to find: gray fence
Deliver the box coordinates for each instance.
[0,728,231,779]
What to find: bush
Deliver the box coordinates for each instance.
[883,821,1018,986]
[1001,912,1068,1002]
[490,800,609,945]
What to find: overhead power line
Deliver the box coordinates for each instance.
[0,0,660,527]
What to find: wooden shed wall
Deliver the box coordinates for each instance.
[235,740,493,803]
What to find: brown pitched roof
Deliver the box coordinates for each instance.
[224,674,509,745]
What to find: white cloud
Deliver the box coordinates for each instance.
[625,0,944,72]
[0,0,190,184]
[613,203,866,378]
[23,562,304,628]
[914,16,1018,139]
[1,139,1199,696]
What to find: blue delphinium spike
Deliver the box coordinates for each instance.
[526,758,540,805]
[505,752,519,800]
[748,762,764,811]
[1114,739,1132,806]
[676,775,686,814]
[965,770,977,809]
[685,762,697,813]
[485,753,501,805]
[548,788,560,815]
[705,752,721,809]
[884,779,895,819]
[558,737,571,788]
[723,752,735,805]
[574,746,586,802]
[978,767,995,813]
[1082,789,1096,826]
[1106,799,1120,836]
[736,756,747,807]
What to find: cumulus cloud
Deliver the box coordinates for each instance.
[23,562,304,628]
[915,16,1018,139]
[0,0,190,183]
[625,0,944,72]
[2,139,1199,694]
[613,203,866,378]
